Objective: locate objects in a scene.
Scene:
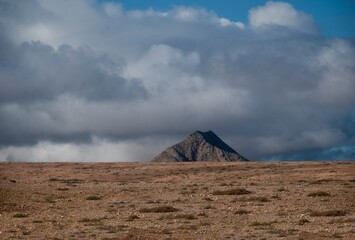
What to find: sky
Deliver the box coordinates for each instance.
[0,0,354,162]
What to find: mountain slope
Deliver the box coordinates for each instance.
[152,130,248,162]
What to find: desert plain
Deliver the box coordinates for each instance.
[0,161,354,240]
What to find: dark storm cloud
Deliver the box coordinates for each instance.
[0,40,147,104]
[0,0,354,161]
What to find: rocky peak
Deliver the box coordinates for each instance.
[152,130,248,162]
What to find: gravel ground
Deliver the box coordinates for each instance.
[0,161,354,239]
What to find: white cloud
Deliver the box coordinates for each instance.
[103,2,123,18]
[0,0,354,162]
[249,1,318,34]
[219,17,245,29]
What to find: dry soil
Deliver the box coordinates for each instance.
[0,161,354,239]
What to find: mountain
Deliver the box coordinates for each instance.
[152,130,248,162]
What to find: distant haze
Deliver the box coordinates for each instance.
[0,0,354,162]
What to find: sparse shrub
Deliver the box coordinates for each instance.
[203,197,213,201]
[309,210,348,217]
[162,228,172,234]
[329,218,355,224]
[233,196,269,202]
[78,217,105,226]
[298,219,310,225]
[307,191,331,197]
[107,207,116,213]
[212,188,252,195]
[139,205,179,213]
[204,204,214,210]
[235,209,251,215]
[159,214,197,220]
[197,212,208,217]
[32,220,43,223]
[86,195,102,200]
[271,195,281,199]
[79,217,103,223]
[247,196,269,202]
[13,213,28,218]
[127,214,140,221]
[174,214,197,220]
[44,195,56,203]
[250,221,275,227]
[276,211,287,216]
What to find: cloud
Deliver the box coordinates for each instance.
[249,1,318,34]
[0,0,354,162]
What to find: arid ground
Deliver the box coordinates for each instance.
[0,161,354,240]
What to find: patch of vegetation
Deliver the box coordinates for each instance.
[78,217,106,227]
[107,207,116,213]
[235,209,251,215]
[160,214,197,220]
[233,196,269,202]
[271,195,281,199]
[139,206,179,213]
[79,217,103,223]
[177,224,199,230]
[309,210,348,217]
[298,219,310,225]
[267,228,298,237]
[307,191,331,197]
[204,204,214,210]
[310,179,334,184]
[197,212,208,217]
[174,214,197,220]
[276,211,288,216]
[203,197,213,201]
[13,213,29,218]
[250,221,277,228]
[331,232,343,238]
[44,195,56,203]
[49,178,83,185]
[127,214,140,221]
[32,220,43,223]
[179,190,196,195]
[329,218,355,224]
[161,228,173,234]
[212,188,252,195]
[86,195,102,200]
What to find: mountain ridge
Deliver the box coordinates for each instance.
[152,130,248,162]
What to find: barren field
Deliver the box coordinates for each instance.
[0,161,354,240]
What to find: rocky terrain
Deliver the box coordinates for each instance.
[0,161,354,239]
[152,131,248,162]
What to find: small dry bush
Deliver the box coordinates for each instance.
[127,214,140,221]
[159,214,197,220]
[139,206,179,213]
[298,219,310,225]
[309,210,348,217]
[203,197,213,201]
[233,196,269,202]
[212,188,252,195]
[307,191,331,197]
[13,213,28,218]
[235,209,251,215]
[86,195,102,200]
